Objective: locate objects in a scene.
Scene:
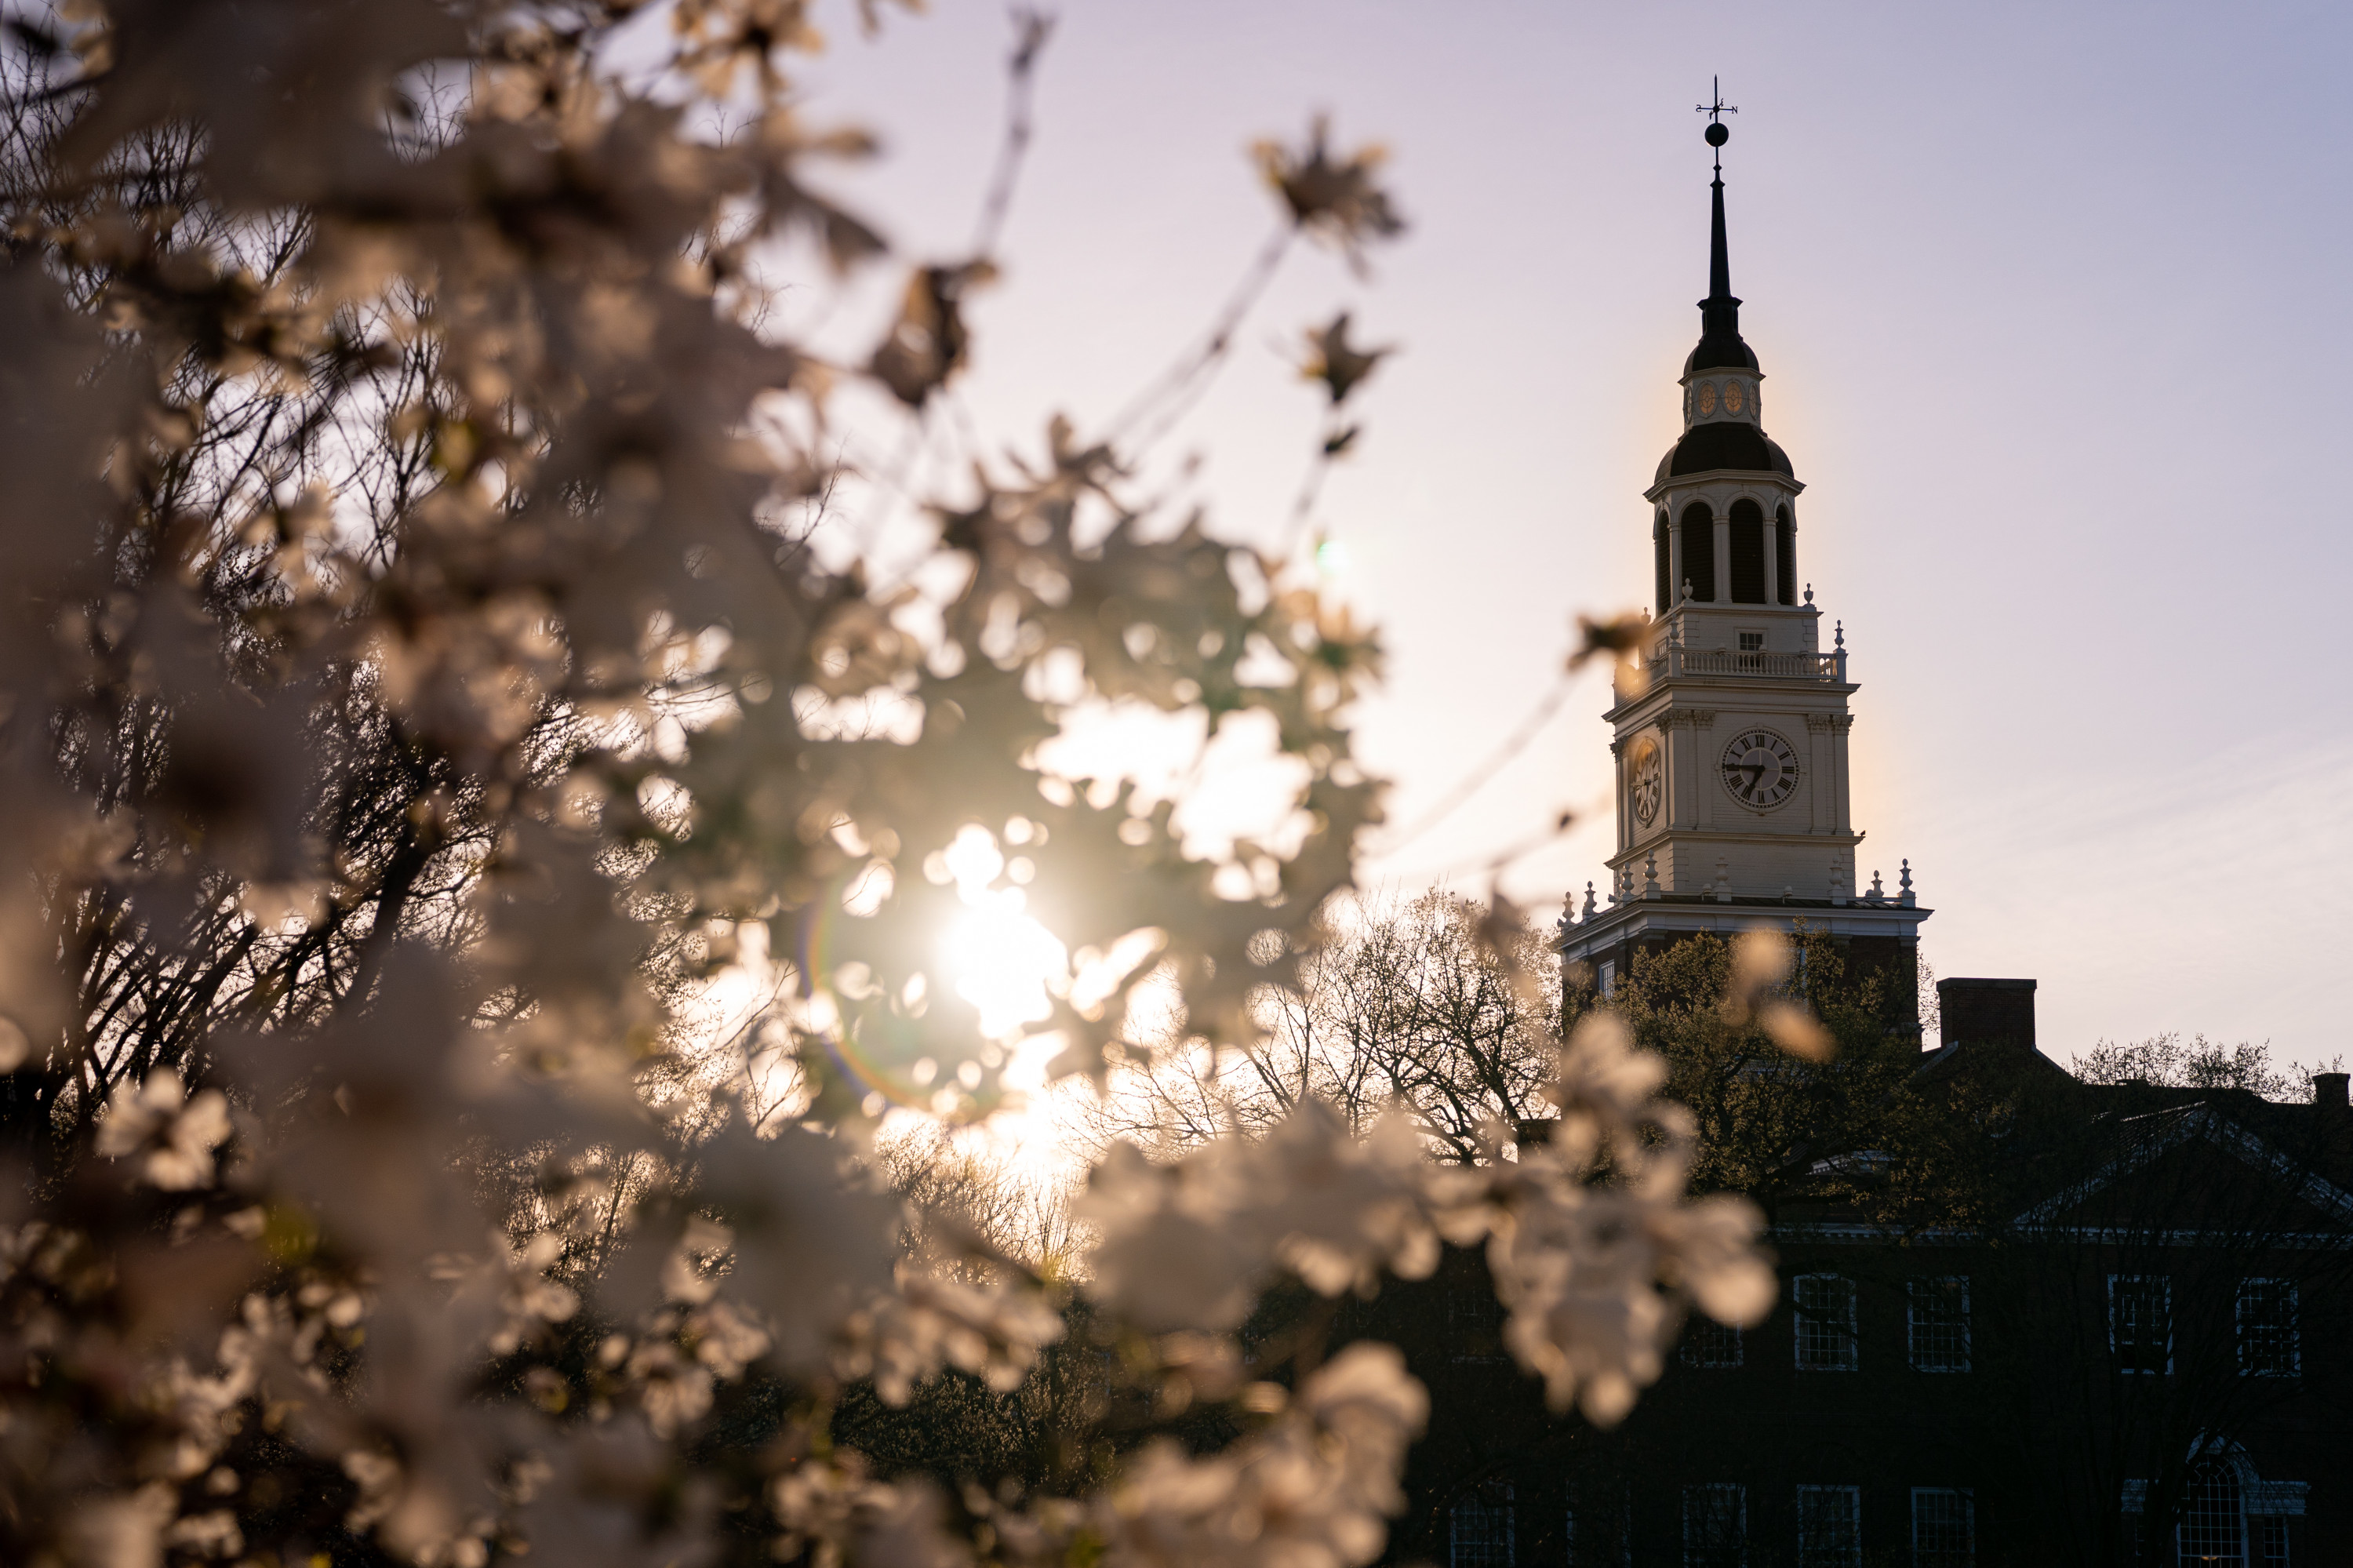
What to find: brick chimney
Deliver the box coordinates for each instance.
[2314,1073,2349,1113]
[1937,978,2038,1053]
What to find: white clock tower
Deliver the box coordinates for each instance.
[1558,112,1929,1002]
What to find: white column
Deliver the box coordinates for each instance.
[1831,715,1855,834]
[1612,738,1629,853]
[1713,515,1731,607]
[1693,710,1717,828]
[1806,714,1833,833]
[1761,509,1779,609]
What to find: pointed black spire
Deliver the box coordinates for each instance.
[1703,167,1737,330]
[1689,82,1757,374]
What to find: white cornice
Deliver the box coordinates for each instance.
[1646,468,1807,505]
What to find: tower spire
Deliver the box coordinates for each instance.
[1689,78,1755,374]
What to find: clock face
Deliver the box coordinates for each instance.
[1723,380,1746,413]
[1720,728,1800,809]
[1631,739,1663,827]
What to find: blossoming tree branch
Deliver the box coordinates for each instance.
[0,4,1790,1565]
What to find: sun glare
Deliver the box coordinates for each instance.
[938,824,1068,1040]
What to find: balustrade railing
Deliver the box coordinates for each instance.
[1643,646,1846,682]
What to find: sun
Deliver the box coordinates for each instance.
[936,817,1070,1035]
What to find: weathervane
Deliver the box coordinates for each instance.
[1696,75,1737,169]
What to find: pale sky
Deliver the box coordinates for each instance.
[786,2,2353,1075]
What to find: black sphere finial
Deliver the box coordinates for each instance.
[1697,76,1738,168]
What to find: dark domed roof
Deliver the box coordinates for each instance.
[1683,334,1758,374]
[1655,422,1795,483]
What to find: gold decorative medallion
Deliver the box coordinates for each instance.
[1696,382,1718,417]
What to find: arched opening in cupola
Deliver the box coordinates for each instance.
[1775,504,1796,606]
[1729,499,1767,604]
[1653,510,1671,617]
[1678,502,1715,602]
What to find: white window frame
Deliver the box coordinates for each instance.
[2177,1457,2248,1567]
[1911,1487,1976,1568]
[1681,1483,1746,1568]
[2108,1273,2173,1376]
[1448,1482,1515,1568]
[1793,1274,1859,1373]
[1795,1484,1861,1568]
[2237,1277,2300,1377]
[1907,1276,1972,1373]
[1598,959,1617,999]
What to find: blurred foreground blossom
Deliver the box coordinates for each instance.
[0,3,1779,1565]
[94,1071,232,1190]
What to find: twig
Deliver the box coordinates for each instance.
[1104,224,1294,449]
[969,10,1056,260]
[1370,669,1579,854]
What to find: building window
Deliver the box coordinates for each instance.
[2179,1461,2246,1566]
[1598,960,1617,999]
[1682,1319,1744,1369]
[1449,1483,1514,1568]
[1793,1275,1858,1372]
[2238,1279,2299,1377]
[2128,1446,2306,1566]
[1907,1277,1971,1373]
[2109,1275,2173,1375]
[1795,1486,1860,1568]
[1911,1489,1975,1568]
[1682,1483,1745,1568]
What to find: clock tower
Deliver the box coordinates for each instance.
[1558,113,1929,1006]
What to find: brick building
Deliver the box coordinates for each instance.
[1402,117,2353,1566]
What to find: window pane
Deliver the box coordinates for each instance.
[1795,1275,1858,1372]
[1911,1489,1975,1568]
[2238,1279,2300,1377]
[1908,1277,1971,1373]
[1796,1486,1860,1568]
[1682,1483,1744,1568]
[1449,1483,1514,1568]
[2109,1275,2172,1375]
[2177,1461,2244,1566]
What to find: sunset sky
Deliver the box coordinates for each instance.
[789,2,2352,1074]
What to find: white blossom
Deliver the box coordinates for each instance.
[94,1073,232,1191]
